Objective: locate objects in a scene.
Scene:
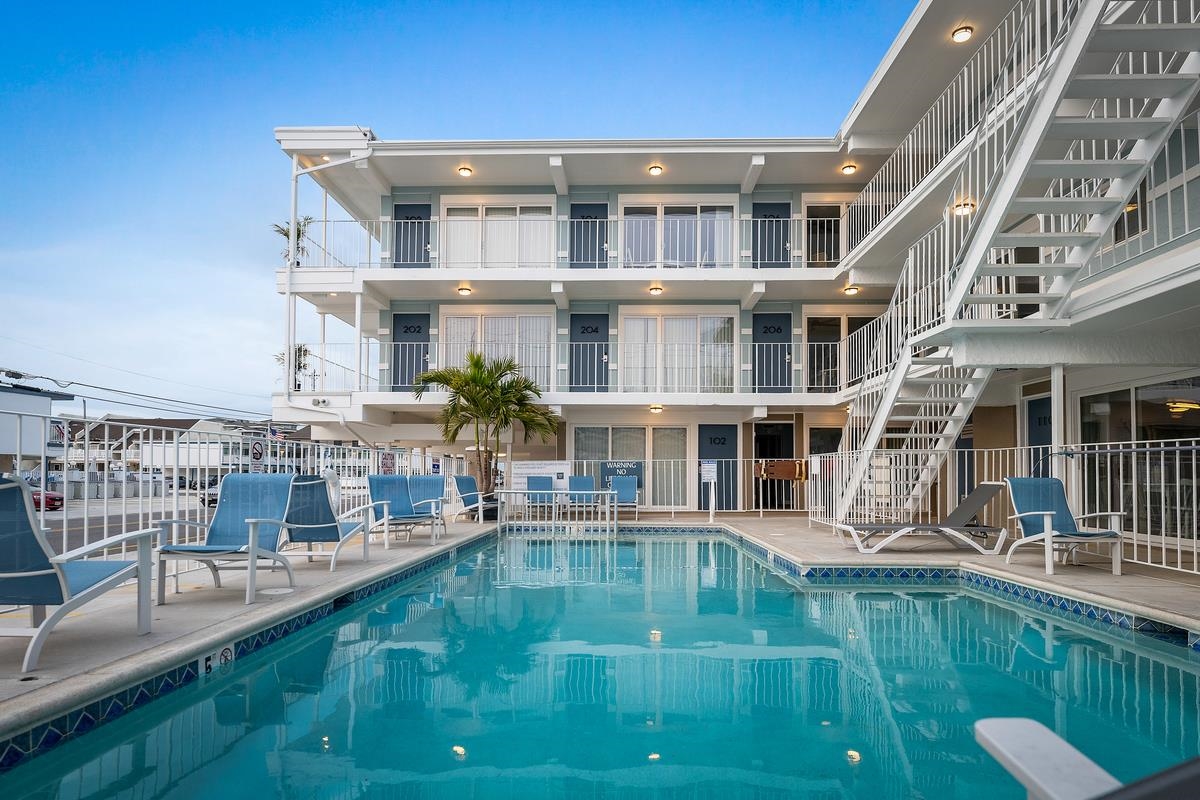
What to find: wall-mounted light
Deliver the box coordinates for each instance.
[953,200,976,216]
[951,25,974,43]
[457,166,473,177]
[649,285,664,296]
[649,404,664,414]
[840,164,858,176]
[457,285,472,296]
[648,164,664,176]
[842,285,860,296]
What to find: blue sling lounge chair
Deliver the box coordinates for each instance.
[157,473,297,605]
[283,475,371,571]
[451,474,497,523]
[610,475,639,520]
[1005,477,1123,576]
[0,476,159,672]
[368,474,444,543]
[525,475,556,518]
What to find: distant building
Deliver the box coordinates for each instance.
[0,383,73,474]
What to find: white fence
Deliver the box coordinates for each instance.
[293,217,843,270]
[808,438,1200,575]
[496,489,618,537]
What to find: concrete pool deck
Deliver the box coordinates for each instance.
[3,513,1200,744]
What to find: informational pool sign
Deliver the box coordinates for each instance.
[600,460,643,488]
[431,459,441,475]
[508,460,570,492]
[700,459,718,483]
[380,451,396,475]
[250,440,265,473]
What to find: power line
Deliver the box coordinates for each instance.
[0,334,268,400]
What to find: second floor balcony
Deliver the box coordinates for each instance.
[289,327,884,398]
[293,216,842,271]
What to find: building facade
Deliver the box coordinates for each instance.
[274,0,1200,517]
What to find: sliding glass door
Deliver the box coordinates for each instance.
[623,314,734,392]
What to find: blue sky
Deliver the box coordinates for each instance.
[0,0,913,417]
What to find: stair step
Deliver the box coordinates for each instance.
[961,292,1063,305]
[1090,23,1200,53]
[906,376,987,385]
[992,231,1100,248]
[977,262,1082,277]
[889,415,968,423]
[1027,158,1147,178]
[1066,73,1198,99]
[1046,116,1174,140]
[1009,196,1125,214]
[911,356,954,366]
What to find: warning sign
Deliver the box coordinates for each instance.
[250,440,265,473]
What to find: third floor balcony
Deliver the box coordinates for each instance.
[293,215,843,271]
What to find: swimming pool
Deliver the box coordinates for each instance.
[6,533,1200,799]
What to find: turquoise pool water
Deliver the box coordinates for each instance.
[7,535,1200,799]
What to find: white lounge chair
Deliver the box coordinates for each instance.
[835,481,1007,554]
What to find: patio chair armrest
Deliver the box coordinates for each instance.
[339,502,376,519]
[1075,511,1124,522]
[53,527,161,562]
[412,498,444,511]
[244,517,286,527]
[1010,511,1056,520]
[974,718,1119,800]
[156,518,210,546]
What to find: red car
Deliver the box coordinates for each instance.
[31,489,64,511]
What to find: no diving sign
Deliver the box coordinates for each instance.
[250,440,265,473]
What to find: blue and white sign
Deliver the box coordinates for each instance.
[700,459,718,483]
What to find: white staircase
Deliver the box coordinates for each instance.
[836,0,1200,522]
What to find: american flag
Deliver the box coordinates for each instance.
[269,426,286,441]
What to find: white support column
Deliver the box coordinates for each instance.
[322,189,329,268]
[1051,364,1065,480]
[285,153,299,399]
[354,294,364,391]
[318,313,327,393]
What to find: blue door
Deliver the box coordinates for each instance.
[1027,396,1053,477]
[393,204,431,267]
[392,313,430,391]
[752,202,791,269]
[570,314,608,392]
[570,203,608,269]
[753,313,791,392]
[698,424,738,511]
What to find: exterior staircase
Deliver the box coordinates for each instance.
[836,0,1200,522]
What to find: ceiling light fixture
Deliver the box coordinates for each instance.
[842,285,860,296]
[457,285,472,296]
[649,285,664,296]
[953,200,976,216]
[648,164,664,176]
[840,164,858,176]
[1167,400,1200,413]
[952,25,974,43]
[457,166,473,177]
[321,155,331,162]
[328,292,338,297]
[649,404,664,414]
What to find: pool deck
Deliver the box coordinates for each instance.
[3,512,1200,743]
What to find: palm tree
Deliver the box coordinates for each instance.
[273,216,314,265]
[413,352,559,493]
[275,344,312,390]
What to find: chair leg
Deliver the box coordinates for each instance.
[29,605,46,627]
[206,561,223,588]
[1112,539,1122,576]
[1044,533,1055,576]
[157,558,168,605]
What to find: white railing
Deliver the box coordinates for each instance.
[292,335,889,396]
[0,410,464,597]
[496,489,618,536]
[292,218,842,270]
[808,438,1200,574]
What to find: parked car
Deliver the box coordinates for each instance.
[204,483,221,507]
[31,489,64,511]
[189,475,220,491]
[175,476,189,490]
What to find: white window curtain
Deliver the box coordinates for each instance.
[575,427,609,479]
[624,207,657,267]
[517,315,553,388]
[663,206,697,268]
[443,207,480,267]
[519,206,554,268]
[443,316,478,368]
[482,315,517,364]
[611,427,647,462]
[700,316,734,392]
[700,206,734,268]
[651,427,687,507]
[483,207,518,267]
[623,317,658,391]
[663,317,698,392]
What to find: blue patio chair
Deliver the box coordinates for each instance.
[451,474,497,523]
[525,475,556,518]
[368,474,443,544]
[409,475,447,540]
[568,475,597,505]
[1004,477,1122,576]
[609,475,639,520]
[283,475,371,571]
[0,476,158,672]
[157,473,297,605]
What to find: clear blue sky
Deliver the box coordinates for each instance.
[0,0,913,418]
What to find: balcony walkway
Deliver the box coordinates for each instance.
[4,513,1200,744]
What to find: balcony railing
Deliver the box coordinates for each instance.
[291,333,884,396]
[291,217,842,270]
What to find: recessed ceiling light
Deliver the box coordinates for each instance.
[457,166,473,177]
[457,285,472,296]
[321,155,331,162]
[649,285,663,296]
[953,201,976,216]
[328,292,338,297]
[840,164,858,175]
[842,285,860,296]
[649,404,664,414]
[951,25,974,43]
[648,164,664,177]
